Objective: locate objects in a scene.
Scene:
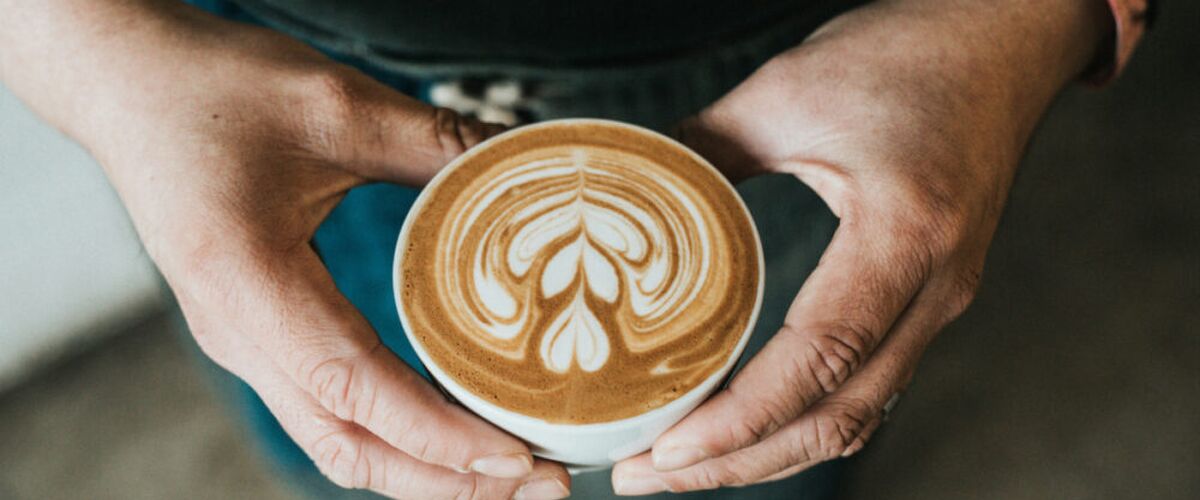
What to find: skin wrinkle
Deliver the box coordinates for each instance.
[721,368,796,441]
[803,356,830,406]
[360,379,382,443]
[804,334,855,395]
[433,106,469,161]
[375,372,469,469]
[311,427,355,487]
[407,428,435,473]
[453,477,481,500]
[723,402,773,451]
[353,432,374,490]
[829,397,870,442]
[692,467,725,491]
[310,356,357,421]
[816,413,855,457]
[787,417,824,466]
[453,110,480,157]
[340,345,392,427]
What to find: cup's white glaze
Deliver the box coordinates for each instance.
[393,119,764,466]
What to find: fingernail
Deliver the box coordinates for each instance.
[513,477,569,500]
[614,474,669,496]
[653,446,707,471]
[470,453,532,479]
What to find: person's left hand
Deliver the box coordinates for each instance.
[612,0,1111,494]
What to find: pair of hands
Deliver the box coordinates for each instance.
[0,0,1109,497]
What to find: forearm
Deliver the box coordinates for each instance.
[0,0,222,145]
[846,0,1114,84]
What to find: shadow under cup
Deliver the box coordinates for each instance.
[393,119,764,467]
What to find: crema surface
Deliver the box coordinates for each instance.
[399,122,760,423]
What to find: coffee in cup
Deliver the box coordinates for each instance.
[395,119,762,464]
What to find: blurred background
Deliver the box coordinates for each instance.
[1,2,1197,499]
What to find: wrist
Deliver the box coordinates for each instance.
[799,0,1109,155]
[0,0,228,146]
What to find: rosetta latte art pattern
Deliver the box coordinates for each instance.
[446,149,713,373]
[400,123,760,423]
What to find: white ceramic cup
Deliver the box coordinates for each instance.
[393,119,764,467]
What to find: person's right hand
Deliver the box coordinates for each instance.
[6,3,569,499]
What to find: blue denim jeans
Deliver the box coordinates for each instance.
[187,1,843,498]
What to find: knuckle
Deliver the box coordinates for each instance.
[675,466,727,492]
[790,324,870,395]
[402,425,437,464]
[721,410,772,449]
[428,106,474,162]
[311,429,369,489]
[297,340,382,423]
[449,475,483,500]
[811,399,871,459]
[722,382,794,443]
[305,354,366,422]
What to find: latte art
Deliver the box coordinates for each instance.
[447,149,716,374]
[398,122,761,423]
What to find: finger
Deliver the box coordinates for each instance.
[305,69,507,185]
[615,273,966,494]
[360,104,505,184]
[671,77,800,183]
[612,352,897,496]
[673,114,764,183]
[238,348,570,499]
[197,247,536,478]
[649,214,930,471]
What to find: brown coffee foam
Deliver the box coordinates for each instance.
[400,122,760,423]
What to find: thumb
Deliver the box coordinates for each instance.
[672,108,770,184]
[326,71,507,185]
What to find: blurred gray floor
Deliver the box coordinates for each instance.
[2,4,1198,500]
[0,315,291,500]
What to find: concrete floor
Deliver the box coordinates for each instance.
[2,3,1198,500]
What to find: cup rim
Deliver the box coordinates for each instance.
[392,118,765,431]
